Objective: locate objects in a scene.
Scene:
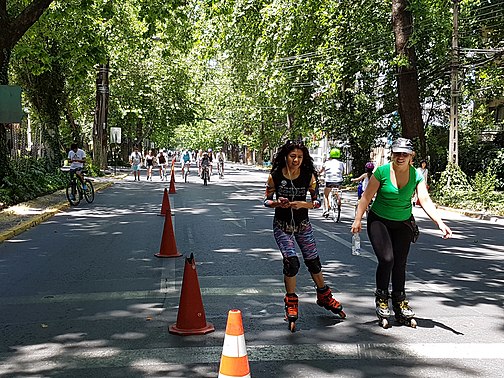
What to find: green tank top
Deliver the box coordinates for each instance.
[370,163,424,221]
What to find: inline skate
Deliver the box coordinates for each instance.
[284,293,299,332]
[375,289,391,328]
[316,286,346,318]
[392,291,417,328]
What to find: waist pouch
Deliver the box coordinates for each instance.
[404,215,420,243]
[274,218,310,234]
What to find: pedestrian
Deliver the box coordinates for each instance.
[351,162,375,200]
[263,140,346,330]
[145,149,155,181]
[351,137,452,327]
[129,145,142,181]
[157,149,167,180]
[413,160,429,206]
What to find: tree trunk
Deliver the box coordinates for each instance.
[92,64,109,170]
[0,0,56,182]
[392,0,426,157]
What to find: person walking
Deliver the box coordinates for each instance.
[130,145,143,181]
[264,140,346,330]
[351,138,452,327]
[145,149,155,181]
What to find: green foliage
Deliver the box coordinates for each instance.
[0,157,67,208]
[433,162,471,191]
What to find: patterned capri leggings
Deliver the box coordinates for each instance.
[273,219,319,261]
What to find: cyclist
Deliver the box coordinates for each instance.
[200,151,211,180]
[68,143,86,199]
[181,150,191,177]
[319,148,345,218]
[216,149,225,176]
[207,148,213,176]
[351,162,375,200]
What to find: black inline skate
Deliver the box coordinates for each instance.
[316,285,346,318]
[392,291,417,328]
[284,293,299,332]
[375,289,391,328]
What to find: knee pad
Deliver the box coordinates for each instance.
[283,256,300,277]
[304,256,322,274]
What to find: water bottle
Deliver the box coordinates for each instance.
[352,233,361,256]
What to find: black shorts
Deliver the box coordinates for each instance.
[325,181,342,188]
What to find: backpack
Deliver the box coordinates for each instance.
[158,154,166,164]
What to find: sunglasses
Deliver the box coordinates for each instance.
[286,139,304,147]
[392,152,411,157]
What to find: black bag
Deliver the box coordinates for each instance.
[405,215,420,243]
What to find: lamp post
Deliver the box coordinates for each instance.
[93,62,110,170]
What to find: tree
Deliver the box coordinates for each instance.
[0,0,55,181]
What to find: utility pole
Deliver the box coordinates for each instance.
[449,0,460,166]
[93,63,110,169]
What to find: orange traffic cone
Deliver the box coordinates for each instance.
[154,210,182,258]
[218,309,250,378]
[169,253,215,335]
[158,188,171,217]
[169,169,176,194]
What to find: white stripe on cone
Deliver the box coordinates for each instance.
[218,373,251,378]
[222,334,247,358]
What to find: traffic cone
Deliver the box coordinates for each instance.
[218,309,250,378]
[158,188,171,217]
[169,169,176,194]
[154,210,182,258]
[169,253,215,335]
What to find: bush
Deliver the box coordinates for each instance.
[0,157,68,208]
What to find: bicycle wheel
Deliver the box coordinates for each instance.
[336,201,341,222]
[203,169,208,186]
[329,193,337,222]
[83,179,95,203]
[66,180,81,206]
[184,170,188,183]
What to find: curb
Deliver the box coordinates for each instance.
[437,206,504,224]
[0,181,114,243]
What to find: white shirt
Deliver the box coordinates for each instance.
[323,159,345,183]
[68,149,86,169]
[130,151,142,165]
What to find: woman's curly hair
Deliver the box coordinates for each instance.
[270,140,318,180]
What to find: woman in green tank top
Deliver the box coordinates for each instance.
[351,138,452,327]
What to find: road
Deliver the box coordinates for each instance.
[0,164,503,377]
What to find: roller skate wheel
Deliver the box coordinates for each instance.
[409,318,417,328]
[379,318,389,328]
[337,310,346,319]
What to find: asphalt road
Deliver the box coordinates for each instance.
[0,164,503,377]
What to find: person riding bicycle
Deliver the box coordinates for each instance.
[181,150,191,177]
[352,162,375,200]
[200,151,210,180]
[207,148,213,176]
[319,148,345,218]
[217,149,225,176]
[68,143,86,200]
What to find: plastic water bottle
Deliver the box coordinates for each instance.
[352,233,361,256]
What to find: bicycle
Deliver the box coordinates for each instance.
[326,186,342,223]
[182,161,190,182]
[217,159,224,178]
[65,170,95,206]
[201,164,210,186]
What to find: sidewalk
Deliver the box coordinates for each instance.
[0,176,118,243]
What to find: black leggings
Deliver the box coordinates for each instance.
[367,211,413,293]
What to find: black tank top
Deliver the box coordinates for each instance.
[272,169,311,225]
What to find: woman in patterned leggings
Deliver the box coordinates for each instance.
[264,140,346,328]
